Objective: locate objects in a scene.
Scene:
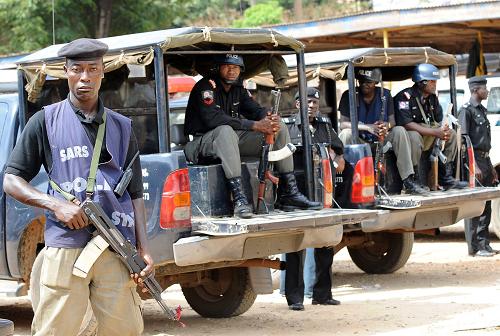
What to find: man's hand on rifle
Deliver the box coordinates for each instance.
[331,151,345,173]
[369,121,388,137]
[433,124,450,141]
[132,249,155,293]
[253,112,280,135]
[54,199,89,229]
[474,163,483,181]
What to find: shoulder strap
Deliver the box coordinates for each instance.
[86,112,107,196]
[414,97,431,125]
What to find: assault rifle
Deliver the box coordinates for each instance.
[429,104,452,191]
[81,199,181,322]
[256,89,295,214]
[374,89,387,196]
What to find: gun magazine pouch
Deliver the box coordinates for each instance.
[73,235,110,278]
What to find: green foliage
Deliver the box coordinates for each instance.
[232,1,284,28]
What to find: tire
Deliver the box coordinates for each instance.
[491,198,500,239]
[347,232,414,274]
[181,267,257,318]
[0,318,14,336]
[30,250,98,336]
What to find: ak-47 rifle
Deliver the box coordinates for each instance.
[429,104,452,191]
[81,200,182,322]
[256,89,295,214]
[374,87,387,195]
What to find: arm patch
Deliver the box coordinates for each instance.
[202,90,214,105]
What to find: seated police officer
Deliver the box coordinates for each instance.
[338,68,427,194]
[393,64,467,190]
[283,87,343,311]
[184,54,322,218]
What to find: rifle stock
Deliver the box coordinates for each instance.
[81,199,181,321]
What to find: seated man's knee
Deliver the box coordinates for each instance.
[338,129,353,144]
[214,125,237,141]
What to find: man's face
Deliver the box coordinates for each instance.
[422,80,437,95]
[476,85,489,100]
[296,97,320,120]
[64,59,104,102]
[219,64,241,83]
[360,80,376,95]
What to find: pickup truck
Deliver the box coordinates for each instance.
[0,27,381,333]
[250,47,500,273]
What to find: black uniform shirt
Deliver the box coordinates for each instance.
[5,97,143,199]
[284,113,344,156]
[338,88,395,121]
[458,97,491,152]
[184,76,267,136]
[393,84,442,126]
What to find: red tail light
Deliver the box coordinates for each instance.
[467,147,476,187]
[351,157,375,204]
[321,158,333,208]
[159,168,191,229]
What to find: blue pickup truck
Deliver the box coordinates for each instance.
[0,28,381,331]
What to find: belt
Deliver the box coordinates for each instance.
[474,150,489,158]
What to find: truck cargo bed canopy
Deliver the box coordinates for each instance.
[17,27,302,101]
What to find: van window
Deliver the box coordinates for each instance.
[486,86,500,114]
[0,102,8,140]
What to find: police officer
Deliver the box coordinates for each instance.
[3,38,147,335]
[338,68,427,194]
[394,63,467,190]
[283,88,342,311]
[459,76,499,257]
[184,54,322,218]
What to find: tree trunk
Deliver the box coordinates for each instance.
[96,0,113,38]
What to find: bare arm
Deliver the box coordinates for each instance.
[3,173,88,229]
[339,115,379,134]
[131,198,154,286]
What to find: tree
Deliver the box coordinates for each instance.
[232,1,284,28]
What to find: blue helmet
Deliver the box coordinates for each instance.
[216,54,245,72]
[412,63,440,82]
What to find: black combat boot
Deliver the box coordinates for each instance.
[402,175,428,195]
[227,177,253,218]
[438,162,468,190]
[278,173,323,211]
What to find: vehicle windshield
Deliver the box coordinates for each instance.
[486,86,500,114]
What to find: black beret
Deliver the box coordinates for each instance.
[468,76,487,89]
[58,38,108,60]
[294,87,320,101]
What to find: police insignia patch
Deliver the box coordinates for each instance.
[202,90,214,105]
[399,101,409,110]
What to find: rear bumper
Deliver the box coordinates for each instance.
[173,208,377,266]
[361,187,500,232]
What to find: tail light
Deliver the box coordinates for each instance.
[159,168,191,229]
[351,157,375,204]
[467,147,476,187]
[321,158,333,208]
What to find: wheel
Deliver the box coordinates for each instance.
[347,232,414,274]
[181,267,257,318]
[491,198,500,239]
[30,250,97,336]
[0,319,14,335]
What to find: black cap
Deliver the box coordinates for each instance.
[58,38,108,60]
[468,76,487,89]
[294,87,320,101]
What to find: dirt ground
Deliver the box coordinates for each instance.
[1,228,499,336]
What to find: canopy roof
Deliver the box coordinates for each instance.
[18,27,302,102]
[268,1,500,54]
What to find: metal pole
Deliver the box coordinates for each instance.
[296,51,314,199]
[153,45,169,153]
[347,62,359,141]
[16,69,27,129]
[449,64,457,117]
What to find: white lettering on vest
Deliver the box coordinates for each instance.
[60,146,89,162]
[111,211,135,227]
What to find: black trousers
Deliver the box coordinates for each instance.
[464,156,495,254]
[285,247,334,305]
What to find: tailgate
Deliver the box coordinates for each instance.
[363,187,500,232]
[173,208,378,266]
